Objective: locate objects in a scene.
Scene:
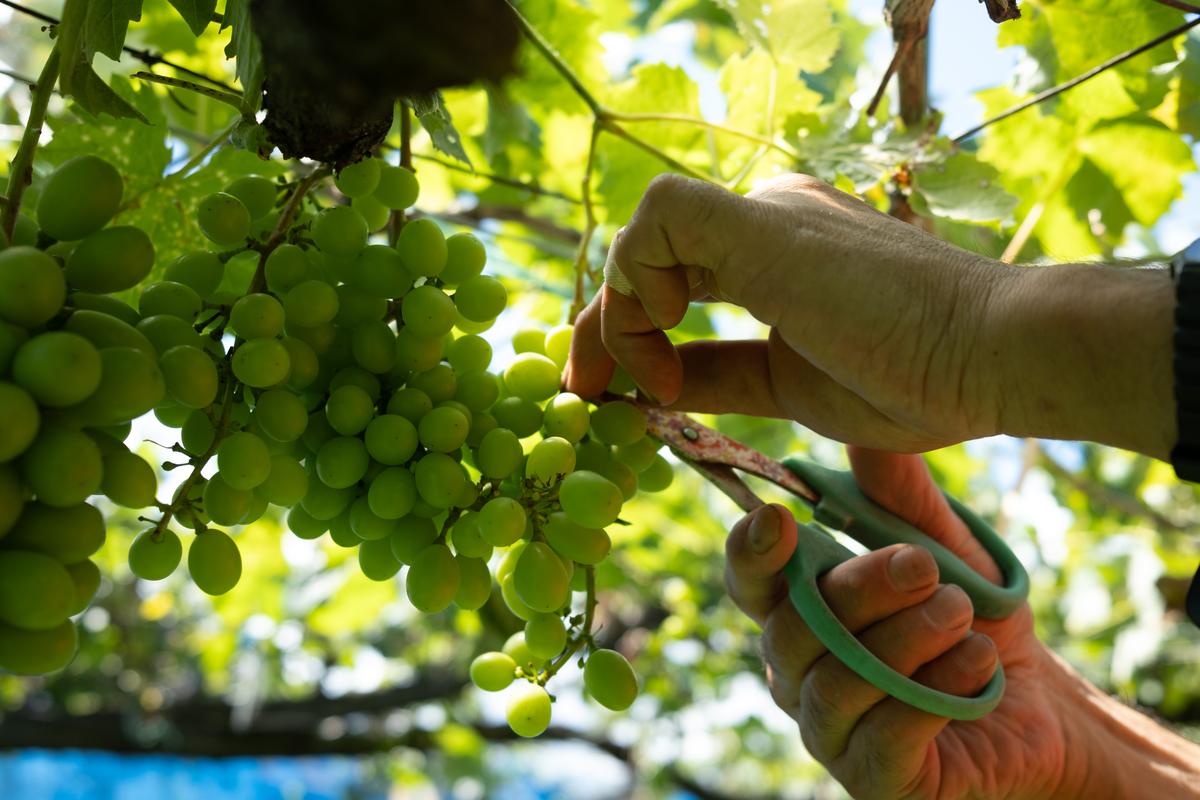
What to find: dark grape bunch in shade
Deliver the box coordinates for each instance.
[0,153,674,738]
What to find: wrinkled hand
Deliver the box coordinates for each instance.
[564,173,1014,452]
[727,448,1076,799]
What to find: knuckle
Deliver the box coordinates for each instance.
[749,172,828,198]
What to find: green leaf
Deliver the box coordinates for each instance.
[716,0,839,73]
[1078,117,1195,226]
[61,54,148,122]
[410,91,472,168]
[221,0,263,107]
[85,0,144,61]
[911,153,1018,224]
[57,0,90,93]
[483,83,541,164]
[166,0,217,37]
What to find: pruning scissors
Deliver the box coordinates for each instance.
[641,405,1030,721]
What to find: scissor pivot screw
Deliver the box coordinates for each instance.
[682,427,699,441]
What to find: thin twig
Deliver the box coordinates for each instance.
[866,38,915,118]
[954,16,1200,142]
[505,0,604,116]
[1000,201,1045,263]
[1,41,59,242]
[600,119,715,183]
[603,111,801,163]
[569,122,601,323]
[412,152,580,203]
[1152,0,1200,13]
[131,71,245,111]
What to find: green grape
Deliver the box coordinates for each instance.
[388,516,439,564]
[36,155,122,241]
[514,541,569,613]
[0,383,38,461]
[327,509,359,547]
[448,512,491,559]
[453,479,479,510]
[638,454,674,492]
[386,387,432,423]
[542,393,589,443]
[100,448,157,508]
[312,206,368,256]
[159,345,219,410]
[352,194,390,232]
[401,285,456,339]
[239,490,268,525]
[64,559,101,616]
[232,338,291,388]
[20,425,102,507]
[467,411,498,448]
[6,213,38,247]
[502,630,544,671]
[225,175,277,220]
[614,436,659,473]
[264,244,310,294]
[287,505,327,540]
[254,389,308,442]
[506,685,552,738]
[492,397,543,438]
[315,436,369,489]
[469,651,516,691]
[525,613,567,660]
[447,334,492,373]
[181,409,215,455]
[475,427,523,479]
[139,281,201,321]
[408,363,456,403]
[6,502,104,562]
[477,496,526,547]
[366,466,416,520]
[70,346,166,426]
[0,465,24,537]
[414,452,466,508]
[163,252,224,298]
[188,530,242,595]
[599,458,637,501]
[453,275,507,323]
[256,455,308,507]
[322,384,373,436]
[300,411,337,454]
[544,325,573,369]
[12,332,101,408]
[349,495,397,541]
[363,414,418,465]
[544,512,611,565]
[359,537,401,580]
[0,321,28,374]
[504,354,561,403]
[512,329,545,355]
[334,157,382,197]
[330,366,382,399]
[589,401,647,446]
[372,164,419,209]
[0,246,66,328]
[454,370,499,412]
[286,323,335,355]
[583,648,639,711]
[0,550,75,629]
[351,321,396,373]
[282,337,320,389]
[231,293,286,339]
[500,570,536,621]
[394,328,444,373]
[418,405,469,452]
[455,554,491,610]
[0,619,77,675]
[526,436,576,483]
[396,218,447,277]
[137,315,205,355]
[127,526,182,580]
[203,473,252,525]
[406,543,459,613]
[439,232,486,286]
[197,192,251,247]
[333,286,383,330]
[350,244,410,298]
[216,432,272,490]
[283,280,340,327]
[439,398,472,420]
[558,471,623,529]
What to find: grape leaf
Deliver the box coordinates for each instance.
[483,83,541,164]
[221,0,263,107]
[716,0,839,73]
[410,91,472,168]
[166,0,217,37]
[1078,117,1195,227]
[60,52,148,122]
[85,0,144,61]
[56,0,89,93]
[911,153,1018,224]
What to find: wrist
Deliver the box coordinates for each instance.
[985,262,1175,459]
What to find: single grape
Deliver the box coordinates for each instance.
[396,218,447,277]
[391,329,440,375]
[388,515,439,564]
[469,651,516,691]
[264,244,310,294]
[6,501,104,564]
[330,365,382,399]
[414,452,467,509]
[418,405,469,452]
[197,192,252,247]
[439,232,486,286]
[232,338,291,388]
[606,365,637,395]
[164,251,225,298]
[224,175,277,220]
[448,512,492,559]
[386,387,432,423]
[216,432,272,490]
[257,455,309,507]
[181,409,216,455]
[453,370,499,412]
[0,619,78,675]
[253,389,308,442]
[282,337,320,389]
[11,332,100,408]
[300,411,337,454]
[36,155,123,241]
[353,194,390,232]
[126,527,182,580]
[238,487,269,526]
[139,281,201,321]
[558,471,623,529]
[71,346,166,426]
[0,321,28,375]
[455,554,492,610]
[202,473,252,525]
[350,244,410,298]
[525,436,576,483]
[100,448,157,508]
[492,397,543,439]
[402,285,456,339]
[326,509,359,547]
[315,436,369,489]
[0,465,25,537]
[351,321,396,373]
[614,436,659,473]
[406,543,460,613]
[502,629,544,672]
[476,496,526,547]
[590,401,647,446]
[467,411,498,448]
[542,393,590,443]
[336,285,388,329]
[544,511,611,565]
[512,329,545,355]
[283,280,340,327]
[366,466,416,520]
[447,334,491,373]
[159,345,219,410]
[230,293,286,339]
[638,454,674,492]
[361,415,416,466]
[408,363,456,403]
[583,648,639,711]
[544,325,573,369]
[325,384,376,436]
[64,559,101,616]
[6,213,38,248]
[0,383,39,462]
[20,425,102,507]
[334,157,381,198]
[506,685,552,738]
[500,572,536,620]
[525,613,567,660]
[372,164,419,209]
[0,246,66,328]
[349,495,397,541]
[359,537,402,581]
[514,541,570,613]
[188,530,242,595]
[312,206,368,256]
[475,427,523,479]
[136,315,205,355]
[599,458,638,502]
[453,275,507,322]
[287,505,327,540]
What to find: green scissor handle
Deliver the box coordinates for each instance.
[780,459,1030,721]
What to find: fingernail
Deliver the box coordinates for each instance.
[887,546,937,592]
[925,585,972,629]
[958,633,997,673]
[635,385,660,406]
[749,505,781,554]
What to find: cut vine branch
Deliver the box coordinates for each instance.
[1,40,60,242]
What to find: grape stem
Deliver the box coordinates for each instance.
[1,40,60,243]
[131,71,246,113]
[539,565,596,683]
[247,166,330,294]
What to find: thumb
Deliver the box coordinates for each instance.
[724,503,799,626]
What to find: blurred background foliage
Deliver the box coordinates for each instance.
[2,0,1200,797]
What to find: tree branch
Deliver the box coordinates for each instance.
[1,41,59,242]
